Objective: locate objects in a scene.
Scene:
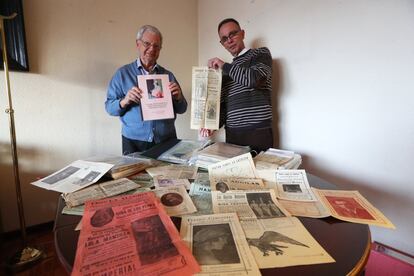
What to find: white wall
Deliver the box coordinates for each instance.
[0,0,198,232]
[199,0,414,255]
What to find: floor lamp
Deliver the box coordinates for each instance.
[1,13,43,270]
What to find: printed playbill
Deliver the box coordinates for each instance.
[313,188,396,228]
[212,189,291,220]
[274,170,318,201]
[278,199,330,218]
[71,192,200,276]
[62,178,140,207]
[153,185,197,216]
[241,217,335,268]
[189,172,213,216]
[208,153,258,180]
[138,74,174,121]
[31,160,113,193]
[180,213,261,275]
[210,178,265,192]
[190,67,222,130]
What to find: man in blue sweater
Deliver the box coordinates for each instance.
[105,25,187,154]
[201,18,274,153]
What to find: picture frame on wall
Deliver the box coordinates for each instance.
[0,0,29,72]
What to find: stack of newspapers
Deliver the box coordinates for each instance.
[189,142,251,169]
[254,148,302,170]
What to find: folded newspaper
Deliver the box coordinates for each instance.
[254,148,302,170]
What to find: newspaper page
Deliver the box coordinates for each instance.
[189,173,213,216]
[180,213,260,276]
[274,170,318,201]
[241,217,335,268]
[153,185,197,216]
[190,67,222,130]
[278,199,330,218]
[128,172,154,189]
[210,178,265,192]
[153,178,191,190]
[313,188,396,228]
[138,74,174,121]
[31,160,113,193]
[198,142,250,161]
[158,139,210,164]
[71,192,200,276]
[253,148,294,170]
[208,153,258,180]
[212,190,290,220]
[62,178,140,207]
[146,164,198,180]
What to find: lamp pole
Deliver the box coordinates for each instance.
[1,13,43,270]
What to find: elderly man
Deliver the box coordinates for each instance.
[201,18,274,153]
[105,25,187,154]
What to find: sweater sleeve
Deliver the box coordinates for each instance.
[223,47,272,89]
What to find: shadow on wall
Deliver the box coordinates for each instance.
[0,142,58,232]
[250,38,283,149]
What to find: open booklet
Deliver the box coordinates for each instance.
[190,67,222,130]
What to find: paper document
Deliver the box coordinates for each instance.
[31,160,113,193]
[190,67,222,130]
[138,74,174,121]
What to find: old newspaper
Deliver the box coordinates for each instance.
[146,164,198,180]
[71,192,200,276]
[62,178,140,207]
[180,213,260,275]
[274,170,318,201]
[189,173,213,216]
[208,153,258,180]
[31,160,113,193]
[190,67,222,130]
[212,189,291,220]
[313,188,395,228]
[241,217,335,268]
[210,178,265,192]
[278,199,330,218]
[153,185,197,216]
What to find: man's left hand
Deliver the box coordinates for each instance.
[169,82,182,101]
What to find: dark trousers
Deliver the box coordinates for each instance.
[226,127,273,155]
[122,136,155,155]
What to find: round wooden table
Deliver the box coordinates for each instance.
[54,174,371,275]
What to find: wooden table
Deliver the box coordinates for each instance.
[54,174,371,275]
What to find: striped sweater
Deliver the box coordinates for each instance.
[220,47,273,130]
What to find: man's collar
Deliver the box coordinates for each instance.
[136,59,159,74]
[236,48,249,57]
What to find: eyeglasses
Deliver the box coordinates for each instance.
[139,40,161,50]
[220,30,241,44]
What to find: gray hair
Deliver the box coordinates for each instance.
[136,25,163,46]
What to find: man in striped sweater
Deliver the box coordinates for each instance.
[201,18,274,154]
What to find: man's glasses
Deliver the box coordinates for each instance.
[220,30,240,44]
[139,40,161,50]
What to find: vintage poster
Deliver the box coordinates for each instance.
[180,213,261,275]
[212,189,291,220]
[71,192,200,276]
[138,74,174,121]
[274,170,318,202]
[208,153,258,181]
[190,67,222,130]
[241,217,335,268]
[153,185,197,216]
[313,188,396,228]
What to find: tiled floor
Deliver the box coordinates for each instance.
[1,224,68,276]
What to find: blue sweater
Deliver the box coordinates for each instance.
[105,60,187,142]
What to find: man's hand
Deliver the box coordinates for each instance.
[199,128,215,138]
[120,86,143,108]
[208,58,225,70]
[169,82,183,101]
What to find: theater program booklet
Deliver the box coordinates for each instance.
[138,74,174,121]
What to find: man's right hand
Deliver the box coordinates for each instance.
[120,86,143,108]
[199,128,215,138]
